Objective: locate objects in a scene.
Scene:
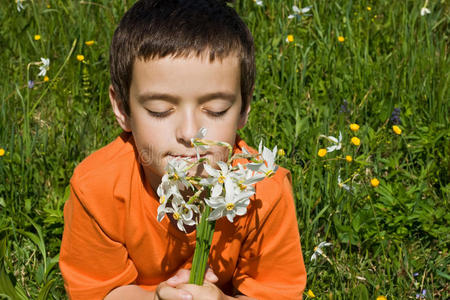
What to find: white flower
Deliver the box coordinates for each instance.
[420,7,431,16]
[247,141,278,177]
[17,0,25,12]
[166,158,193,190]
[288,5,312,19]
[156,174,183,221]
[200,160,233,196]
[162,199,197,232]
[254,0,263,6]
[311,241,332,261]
[232,164,265,193]
[38,57,50,77]
[191,127,209,160]
[206,177,253,222]
[326,131,342,152]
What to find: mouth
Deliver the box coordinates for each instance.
[167,153,208,160]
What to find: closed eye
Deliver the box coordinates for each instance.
[206,109,229,118]
[147,109,172,118]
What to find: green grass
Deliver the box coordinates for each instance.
[0,0,448,299]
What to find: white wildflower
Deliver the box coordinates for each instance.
[191,127,209,160]
[163,199,197,232]
[166,158,192,190]
[311,241,332,261]
[232,164,265,193]
[38,57,50,77]
[16,0,25,12]
[206,177,253,222]
[247,141,278,177]
[288,5,312,19]
[420,7,430,16]
[254,0,263,6]
[325,131,342,152]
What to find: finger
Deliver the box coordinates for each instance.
[204,267,219,283]
[156,282,193,300]
[166,269,191,287]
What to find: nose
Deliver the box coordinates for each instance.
[175,109,201,147]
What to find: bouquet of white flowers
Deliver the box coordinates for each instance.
[156,128,279,285]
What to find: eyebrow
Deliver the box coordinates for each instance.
[137,92,237,103]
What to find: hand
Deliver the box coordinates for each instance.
[154,268,219,300]
[176,281,228,300]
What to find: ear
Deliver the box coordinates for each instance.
[238,104,251,130]
[109,85,132,132]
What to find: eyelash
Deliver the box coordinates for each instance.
[206,109,228,118]
[147,109,229,119]
[147,110,171,118]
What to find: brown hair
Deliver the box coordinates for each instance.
[110,0,255,115]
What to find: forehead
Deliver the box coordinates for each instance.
[130,54,241,97]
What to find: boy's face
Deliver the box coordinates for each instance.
[110,55,249,191]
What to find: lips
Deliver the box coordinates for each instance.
[167,154,207,160]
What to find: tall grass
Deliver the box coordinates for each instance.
[0,0,448,298]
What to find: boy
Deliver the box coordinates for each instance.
[59,0,306,299]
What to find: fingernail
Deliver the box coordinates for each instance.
[207,273,219,281]
[182,293,192,300]
[167,275,178,284]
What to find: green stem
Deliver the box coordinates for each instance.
[189,206,216,285]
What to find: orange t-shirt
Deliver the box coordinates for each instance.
[59,132,306,299]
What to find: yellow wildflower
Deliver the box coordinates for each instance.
[277,149,285,157]
[376,296,387,300]
[338,36,345,42]
[350,123,359,131]
[367,6,372,11]
[392,125,402,135]
[345,155,352,162]
[306,289,316,298]
[34,35,41,41]
[0,148,5,156]
[351,137,360,146]
[76,55,85,62]
[371,178,380,187]
[318,148,327,157]
[286,34,294,43]
[349,123,360,131]
[85,40,95,46]
[43,76,49,82]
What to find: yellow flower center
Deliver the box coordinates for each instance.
[170,173,179,181]
[287,35,294,42]
[159,196,165,204]
[173,212,180,220]
[226,203,235,211]
[218,175,225,184]
[239,183,247,190]
[345,155,352,162]
[76,54,85,61]
[265,169,274,177]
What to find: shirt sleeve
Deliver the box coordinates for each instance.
[59,184,138,299]
[232,172,307,300]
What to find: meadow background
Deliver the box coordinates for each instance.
[0,0,448,298]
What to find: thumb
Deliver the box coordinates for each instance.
[166,269,191,287]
